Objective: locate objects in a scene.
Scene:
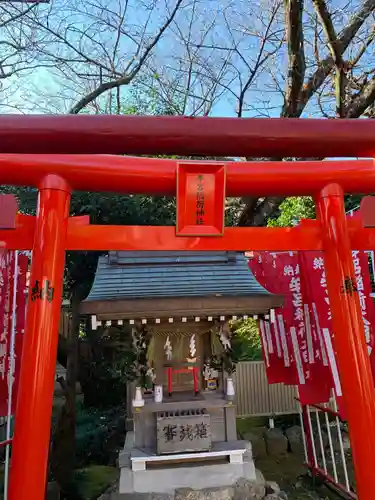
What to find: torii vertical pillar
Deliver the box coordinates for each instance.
[316,184,375,500]
[9,175,71,500]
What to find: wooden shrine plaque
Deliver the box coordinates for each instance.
[176,163,226,236]
[157,411,211,455]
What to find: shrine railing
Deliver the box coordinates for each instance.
[298,396,357,499]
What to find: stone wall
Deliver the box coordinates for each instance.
[239,426,295,460]
[239,422,350,460]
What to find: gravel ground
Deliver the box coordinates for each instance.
[256,454,346,500]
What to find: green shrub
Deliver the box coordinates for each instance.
[75,403,125,468]
[231,318,262,361]
[73,465,118,500]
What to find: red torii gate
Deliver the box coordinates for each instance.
[1,116,375,500]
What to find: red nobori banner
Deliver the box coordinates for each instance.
[297,252,336,406]
[249,252,298,385]
[352,250,375,358]
[0,252,11,385]
[250,251,332,402]
[250,248,375,409]
[302,249,375,415]
[0,251,28,417]
[278,252,332,405]
[300,251,344,408]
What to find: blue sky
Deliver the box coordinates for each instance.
[3,0,287,116]
[3,0,373,120]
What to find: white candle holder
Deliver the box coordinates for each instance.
[132,386,145,408]
[226,377,235,401]
[154,384,163,403]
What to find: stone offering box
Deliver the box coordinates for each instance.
[157,409,211,454]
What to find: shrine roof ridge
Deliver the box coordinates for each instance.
[83,251,275,303]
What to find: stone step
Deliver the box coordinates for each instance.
[130,441,248,471]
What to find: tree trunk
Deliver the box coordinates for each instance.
[50,286,81,496]
[78,321,102,407]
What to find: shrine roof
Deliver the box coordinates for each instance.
[80,251,283,318]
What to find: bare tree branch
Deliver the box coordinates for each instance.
[68,0,184,113]
[299,0,375,114]
[313,0,347,116]
[237,2,283,117]
[237,0,375,227]
[313,0,342,61]
[0,2,45,83]
[350,28,375,67]
[282,0,306,116]
[346,77,375,117]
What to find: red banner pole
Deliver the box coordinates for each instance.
[9,175,71,500]
[316,183,375,500]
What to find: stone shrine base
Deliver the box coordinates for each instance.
[119,433,257,495]
[99,469,285,500]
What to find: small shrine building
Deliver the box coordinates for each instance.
[80,250,283,495]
